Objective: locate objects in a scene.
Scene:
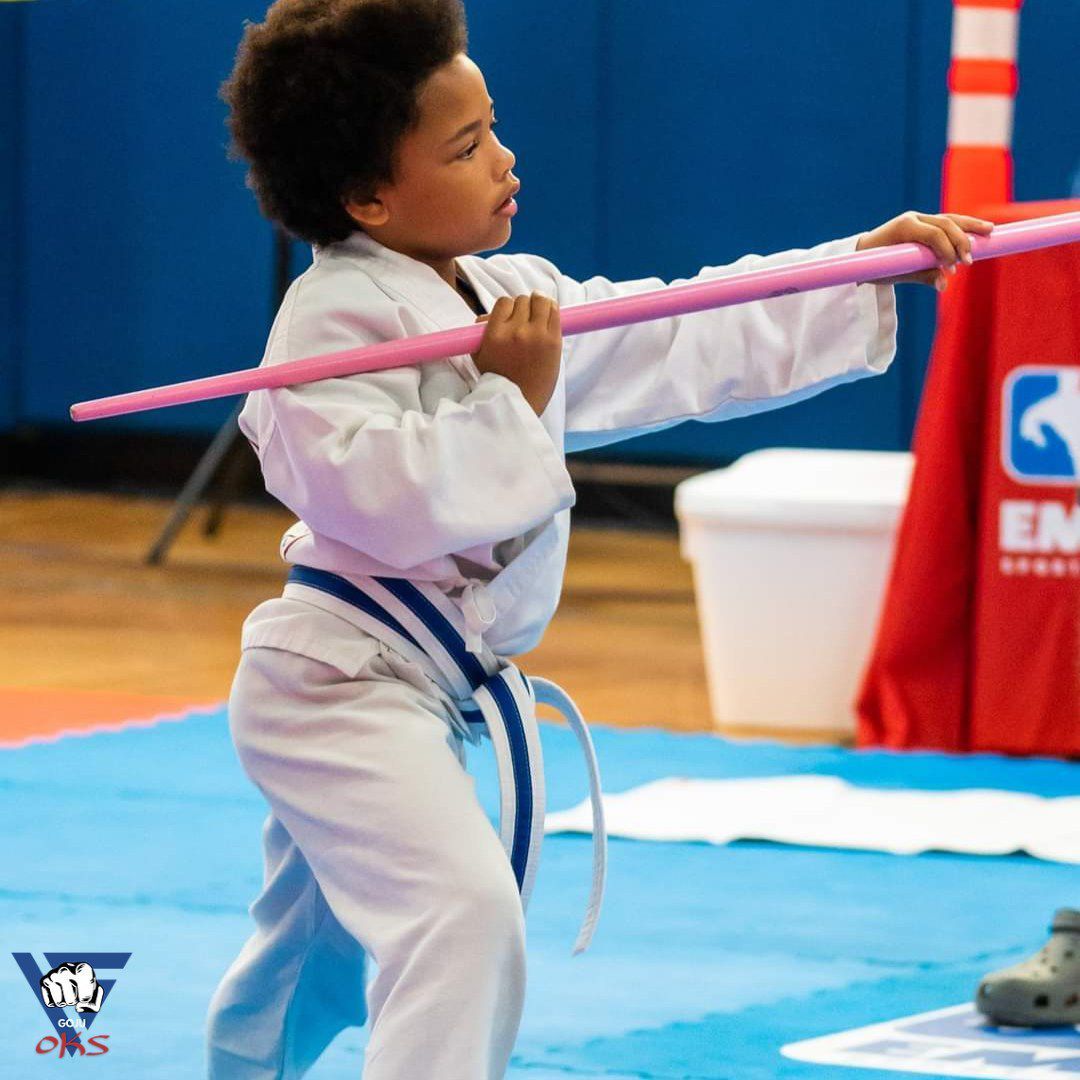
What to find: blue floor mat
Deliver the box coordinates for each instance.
[1,708,1078,1077]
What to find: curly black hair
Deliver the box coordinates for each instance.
[220,0,469,247]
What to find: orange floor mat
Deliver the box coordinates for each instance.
[0,687,223,747]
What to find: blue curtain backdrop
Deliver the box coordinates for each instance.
[0,5,22,435]
[2,0,1078,464]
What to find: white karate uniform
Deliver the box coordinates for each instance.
[205,228,898,1080]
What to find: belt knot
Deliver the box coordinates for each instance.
[459,581,498,656]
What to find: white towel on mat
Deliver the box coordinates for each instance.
[545,775,1080,862]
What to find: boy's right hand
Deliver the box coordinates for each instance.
[470,293,562,416]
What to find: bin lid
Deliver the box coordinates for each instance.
[674,448,914,531]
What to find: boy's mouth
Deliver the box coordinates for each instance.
[495,184,521,212]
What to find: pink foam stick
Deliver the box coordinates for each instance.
[70,210,1080,422]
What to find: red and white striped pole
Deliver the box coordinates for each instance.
[941,0,1023,214]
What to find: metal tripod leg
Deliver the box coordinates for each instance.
[203,428,258,538]
[144,401,245,566]
[144,226,294,566]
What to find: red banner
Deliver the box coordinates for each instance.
[857,200,1080,755]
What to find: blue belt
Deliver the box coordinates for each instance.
[284,564,606,954]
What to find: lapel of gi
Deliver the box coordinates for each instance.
[321,230,496,388]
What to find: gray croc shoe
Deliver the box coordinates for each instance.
[976,909,1080,1027]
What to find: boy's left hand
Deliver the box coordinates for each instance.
[855,211,995,291]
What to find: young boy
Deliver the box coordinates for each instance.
[206,1,991,1076]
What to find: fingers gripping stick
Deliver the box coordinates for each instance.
[470,291,563,416]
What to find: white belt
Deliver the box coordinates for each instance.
[284,565,606,954]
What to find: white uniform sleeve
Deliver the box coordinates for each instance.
[242,357,575,571]
[514,233,898,453]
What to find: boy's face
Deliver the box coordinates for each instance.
[344,53,519,279]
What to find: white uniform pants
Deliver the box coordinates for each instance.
[206,607,526,1079]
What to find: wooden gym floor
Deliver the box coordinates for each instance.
[0,487,843,745]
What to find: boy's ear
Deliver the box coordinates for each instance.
[342,189,390,228]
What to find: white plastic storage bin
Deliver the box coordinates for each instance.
[674,448,914,736]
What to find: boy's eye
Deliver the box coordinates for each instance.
[459,117,499,160]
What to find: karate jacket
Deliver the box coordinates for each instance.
[238,228,898,660]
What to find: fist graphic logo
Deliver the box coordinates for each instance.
[39,961,103,1013]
